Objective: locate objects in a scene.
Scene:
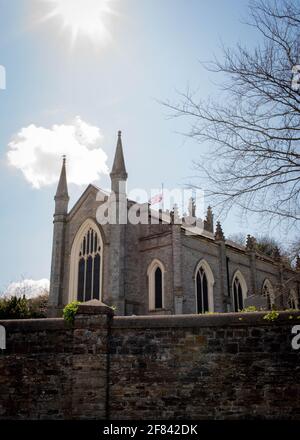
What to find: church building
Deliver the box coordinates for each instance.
[48,132,299,316]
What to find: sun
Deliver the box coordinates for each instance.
[44,0,113,44]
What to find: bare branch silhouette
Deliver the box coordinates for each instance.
[163,0,300,228]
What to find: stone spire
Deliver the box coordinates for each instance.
[204,206,214,233]
[54,156,69,215]
[188,197,196,218]
[110,131,128,181]
[49,156,69,317]
[273,246,281,261]
[246,234,256,251]
[214,221,225,241]
[171,203,181,224]
[108,132,128,315]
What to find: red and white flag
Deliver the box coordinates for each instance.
[149,193,163,205]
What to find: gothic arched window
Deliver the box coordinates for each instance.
[148,260,165,310]
[154,267,163,309]
[77,227,101,302]
[194,260,215,314]
[262,279,275,310]
[69,220,103,303]
[196,268,208,313]
[288,289,299,310]
[232,271,247,312]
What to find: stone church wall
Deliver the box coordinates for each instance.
[0,306,299,420]
[180,232,291,314]
[51,184,296,317]
[139,226,174,315]
[182,234,222,313]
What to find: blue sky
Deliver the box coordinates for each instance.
[0,0,289,290]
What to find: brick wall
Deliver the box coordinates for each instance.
[0,305,299,420]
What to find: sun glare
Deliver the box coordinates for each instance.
[44,0,113,44]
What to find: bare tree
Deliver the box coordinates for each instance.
[287,236,300,263]
[255,235,283,257]
[164,0,300,228]
[227,233,246,246]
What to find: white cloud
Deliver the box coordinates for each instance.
[3,279,50,299]
[7,116,109,188]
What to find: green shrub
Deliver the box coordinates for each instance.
[263,310,280,321]
[0,296,30,319]
[241,306,258,313]
[0,294,49,319]
[28,294,48,318]
[63,301,81,324]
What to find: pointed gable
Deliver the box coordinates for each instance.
[67,184,109,221]
[110,131,128,180]
[55,156,69,201]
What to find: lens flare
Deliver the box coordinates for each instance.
[44,0,113,44]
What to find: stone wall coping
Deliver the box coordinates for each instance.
[0,316,108,333]
[76,299,114,316]
[0,311,299,332]
[112,311,300,329]
[0,318,66,333]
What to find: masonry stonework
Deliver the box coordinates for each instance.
[0,303,112,419]
[0,306,299,420]
[109,313,300,419]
